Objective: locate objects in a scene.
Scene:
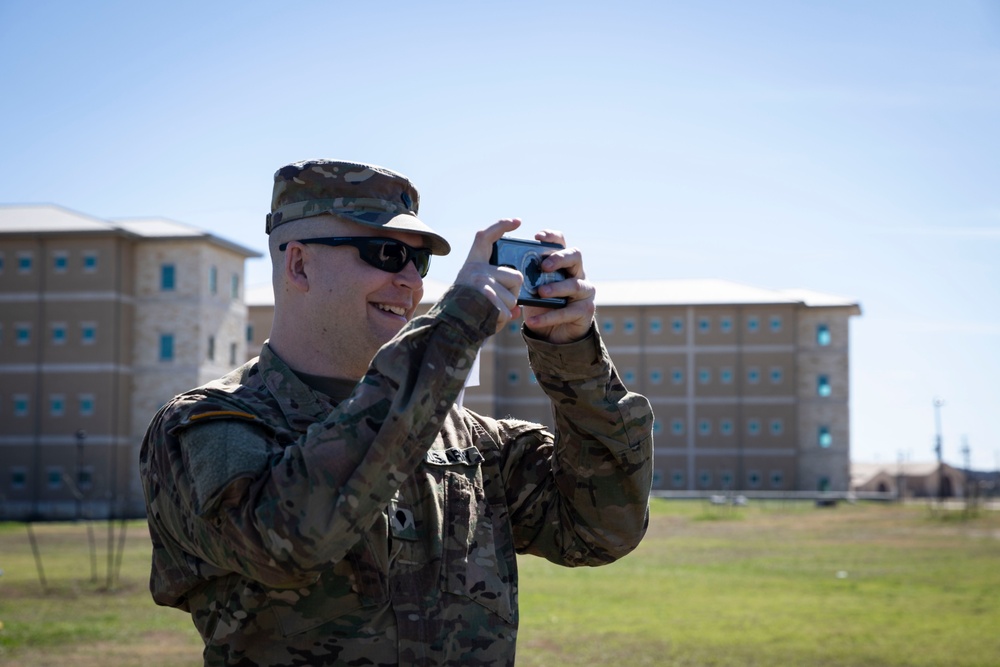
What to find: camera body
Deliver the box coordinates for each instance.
[490,237,568,308]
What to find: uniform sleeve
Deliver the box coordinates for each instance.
[498,324,654,566]
[143,285,497,590]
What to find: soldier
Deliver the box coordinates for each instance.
[140,159,654,666]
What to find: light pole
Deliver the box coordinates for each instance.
[75,429,86,520]
[933,398,945,500]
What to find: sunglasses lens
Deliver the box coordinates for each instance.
[370,239,407,272]
[362,239,430,277]
[413,251,430,277]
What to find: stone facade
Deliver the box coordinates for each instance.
[0,206,259,520]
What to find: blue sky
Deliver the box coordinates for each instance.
[2,1,998,469]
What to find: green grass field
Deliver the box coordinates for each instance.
[1,501,998,666]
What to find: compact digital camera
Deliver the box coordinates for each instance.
[489,237,568,308]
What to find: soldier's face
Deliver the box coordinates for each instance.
[302,218,427,376]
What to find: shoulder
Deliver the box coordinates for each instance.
[154,358,273,437]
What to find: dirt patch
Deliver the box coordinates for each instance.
[1,630,203,667]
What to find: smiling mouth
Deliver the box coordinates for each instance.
[374,303,408,318]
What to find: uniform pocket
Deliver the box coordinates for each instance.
[441,469,516,623]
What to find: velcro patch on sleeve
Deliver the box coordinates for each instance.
[180,419,270,516]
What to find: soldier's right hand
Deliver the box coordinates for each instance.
[454,219,525,333]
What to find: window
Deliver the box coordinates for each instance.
[747,367,760,384]
[507,371,519,385]
[601,318,614,334]
[720,316,733,334]
[17,252,33,273]
[770,419,784,436]
[51,323,67,345]
[652,420,663,435]
[0,252,4,273]
[77,467,94,491]
[507,322,519,334]
[79,394,95,417]
[246,325,254,343]
[818,477,831,492]
[53,252,68,273]
[671,317,683,334]
[747,470,762,489]
[81,323,96,344]
[770,367,784,384]
[698,419,712,436]
[47,467,63,490]
[747,316,759,333]
[11,468,27,490]
[671,419,684,436]
[650,369,663,385]
[16,323,31,346]
[818,426,832,448]
[210,266,218,294]
[231,274,240,299]
[207,336,215,361]
[747,418,761,436]
[698,368,711,384]
[13,395,29,417]
[770,470,784,489]
[817,375,831,397]
[623,318,636,334]
[720,418,733,435]
[83,252,98,272]
[671,368,684,385]
[649,318,662,334]
[671,470,684,489]
[50,395,65,417]
[161,264,176,290]
[770,315,782,332]
[698,470,712,489]
[817,324,831,346]
[623,369,636,384]
[720,368,733,385]
[721,471,734,489]
[698,317,711,333]
[159,334,175,361]
[229,342,237,365]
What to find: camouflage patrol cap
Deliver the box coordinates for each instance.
[266,159,451,255]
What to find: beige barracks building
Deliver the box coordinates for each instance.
[0,205,259,519]
[2,207,860,519]
[251,277,862,495]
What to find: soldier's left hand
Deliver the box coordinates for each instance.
[522,230,596,345]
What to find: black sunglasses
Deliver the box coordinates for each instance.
[278,237,432,278]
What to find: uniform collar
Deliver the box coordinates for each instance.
[257,342,338,431]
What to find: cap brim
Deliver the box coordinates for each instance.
[337,211,451,256]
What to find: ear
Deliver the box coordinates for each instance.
[283,243,311,292]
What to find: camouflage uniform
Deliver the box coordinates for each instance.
[142,285,653,665]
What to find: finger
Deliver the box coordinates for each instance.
[494,265,525,298]
[537,275,594,303]
[534,229,566,246]
[540,246,585,279]
[524,296,596,331]
[467,218,522,263]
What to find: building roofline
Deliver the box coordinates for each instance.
[0,204,261,258]
[113,217,262,258]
